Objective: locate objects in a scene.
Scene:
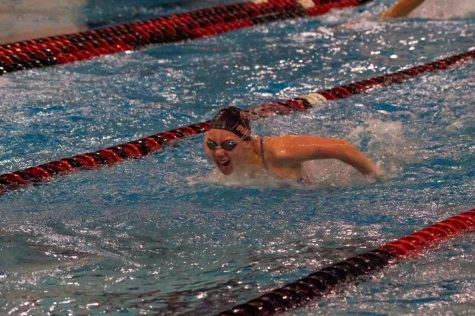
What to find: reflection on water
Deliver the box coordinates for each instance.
[0,0,86,44]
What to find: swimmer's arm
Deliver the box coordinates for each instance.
[381,0,425,18]
[270,136,381,176]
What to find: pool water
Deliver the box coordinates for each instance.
[0,1,474,315]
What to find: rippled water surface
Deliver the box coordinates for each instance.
[0,1,474,315]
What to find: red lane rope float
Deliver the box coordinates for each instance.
[0,0,371,76]
[0,122,209,194]
[0,48,474,195]
[217,208,475,315]
[248,49,475,116]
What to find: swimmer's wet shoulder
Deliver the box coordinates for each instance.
[259,136,303,182]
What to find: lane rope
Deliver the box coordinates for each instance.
[217,207,475,315]
[0,48,474,195]
[0,0,371,76]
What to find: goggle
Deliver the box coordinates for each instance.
[206,139,238,151]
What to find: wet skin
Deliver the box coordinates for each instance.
[203,129,254,175]
[203,129,305,180]
[204,129,382,180]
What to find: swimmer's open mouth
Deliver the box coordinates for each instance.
[216,160,231,167]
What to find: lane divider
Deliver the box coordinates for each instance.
[0,122,209,194]
[217,207,475,315]
[0,0,371,76]
[249,49,475,116]
[1,48,474,195]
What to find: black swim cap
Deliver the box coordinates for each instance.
[210,106,252,140]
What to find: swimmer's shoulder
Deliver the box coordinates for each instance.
[266,135,343,146]
[262,135,320,161]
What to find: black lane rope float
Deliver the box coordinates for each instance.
[0,0,372,76]
[217,207,475,315]
[0,48,474,195]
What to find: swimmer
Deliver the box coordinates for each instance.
[381,0,425,18]
[380,0,474,19]
[203,106,381,183]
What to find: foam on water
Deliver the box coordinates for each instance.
[409,0,475,19]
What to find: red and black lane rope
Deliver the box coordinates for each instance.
[0,122,209,194]
[217,208,475,315]
[248,49,475,116]
[1,48,474,195]
[0,0,371,76]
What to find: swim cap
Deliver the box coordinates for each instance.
[210,106,252,140]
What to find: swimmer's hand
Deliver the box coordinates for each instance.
[366,161,384,180]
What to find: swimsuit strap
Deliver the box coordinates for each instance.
[260,137,269,172]
[259,136,305,184]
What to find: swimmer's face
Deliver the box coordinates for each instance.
[204,129,251,175]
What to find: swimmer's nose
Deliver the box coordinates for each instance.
[213,148,227,157]
[214,148,227,159]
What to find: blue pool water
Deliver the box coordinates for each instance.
[1,1,474,315]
